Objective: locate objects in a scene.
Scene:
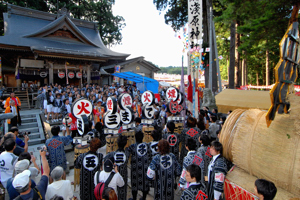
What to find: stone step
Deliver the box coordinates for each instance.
[22,118,37,123]
[18,122,38,129]
[28,132,41,139]
[22,114,37,118]
[28,138,45,146]
[18,126,39,133]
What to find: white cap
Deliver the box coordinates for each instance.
[12,170,31,189]
[15,160,30,174]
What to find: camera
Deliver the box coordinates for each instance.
[18,131,31,137]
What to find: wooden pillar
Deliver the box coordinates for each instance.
[48,61,54,85]
[15,56,21,90]
[87,65,91,84]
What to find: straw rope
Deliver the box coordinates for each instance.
[220,109,245,161]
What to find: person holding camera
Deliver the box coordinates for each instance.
[12,148,50,200]
[0,132,29,156]
[10,126,29,149]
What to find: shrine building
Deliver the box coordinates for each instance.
[0,4,160,88]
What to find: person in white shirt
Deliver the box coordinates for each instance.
[94,155,125,196]
[45,166,73,200]
[118,85,125,94]
[0,138,18,188]
[207,141,227,200]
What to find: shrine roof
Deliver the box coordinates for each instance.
[0,4,130,60]
[102,56,160,71]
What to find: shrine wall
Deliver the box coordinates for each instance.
[121,63,153,79]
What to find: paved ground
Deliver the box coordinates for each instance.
[3,109,182,200]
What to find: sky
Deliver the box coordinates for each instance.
[111,0,186,68]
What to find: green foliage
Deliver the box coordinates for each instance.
[159,66,187,75]
[0,0,49,35]
[0,0,124,46]
[154,0,299,85]
[153,0,188,30]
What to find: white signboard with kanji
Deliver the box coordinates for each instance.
[142,104,155,119]
[166,87,179,102]
[104,111,121,129]
[120,107,134,124]
[141,91,155,106]
[118,93,133,110]
[77,115,89,135]
[72,98,93,119]
[106,97,117,113]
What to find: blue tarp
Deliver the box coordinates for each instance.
[111,72,159,93]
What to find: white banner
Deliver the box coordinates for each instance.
[188,0,203,50]
[188,0,202,119]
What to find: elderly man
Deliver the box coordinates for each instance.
[4,92,21,125]
[12,149,50,200]
[6,159,38,200]
[45,166,73,200]
[5,100,18,130]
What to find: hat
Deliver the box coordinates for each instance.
[103,156,114,172]
[15,160,30,174]
[13,170,31,189]
[97,99,102,103]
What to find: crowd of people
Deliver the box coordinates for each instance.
[0,82,278,200]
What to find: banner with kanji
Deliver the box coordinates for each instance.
[188,0,202,118]
[188,0,202,50]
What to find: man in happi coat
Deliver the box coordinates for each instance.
[46,126,72,172]
[148,129,161,188]
[207,141,227,200]
[180,116,201,164]
[162,121,181,161]
[127,130,150,200]
[75,138,103,200]
[105,135,129,200]
[179,138,205,189]
[197,134,212,187]
[180,164,208,200]
[147,139,182,200]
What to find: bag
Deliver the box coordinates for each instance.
[14,187,43,200]
[94,171,115,200]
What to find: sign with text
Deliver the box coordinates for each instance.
[72,98,93,119]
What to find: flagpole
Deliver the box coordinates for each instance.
[180,55,186,119]
[208,4,213,91]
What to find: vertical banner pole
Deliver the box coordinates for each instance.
[208,5,213,91]
[180,55,186,119]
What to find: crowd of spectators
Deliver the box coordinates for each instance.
[0,82,278,200]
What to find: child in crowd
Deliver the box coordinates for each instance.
[254,179,277,200]
[180,164,208,200]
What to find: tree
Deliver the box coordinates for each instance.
[0,0,49,35]
[153,0,298,87]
